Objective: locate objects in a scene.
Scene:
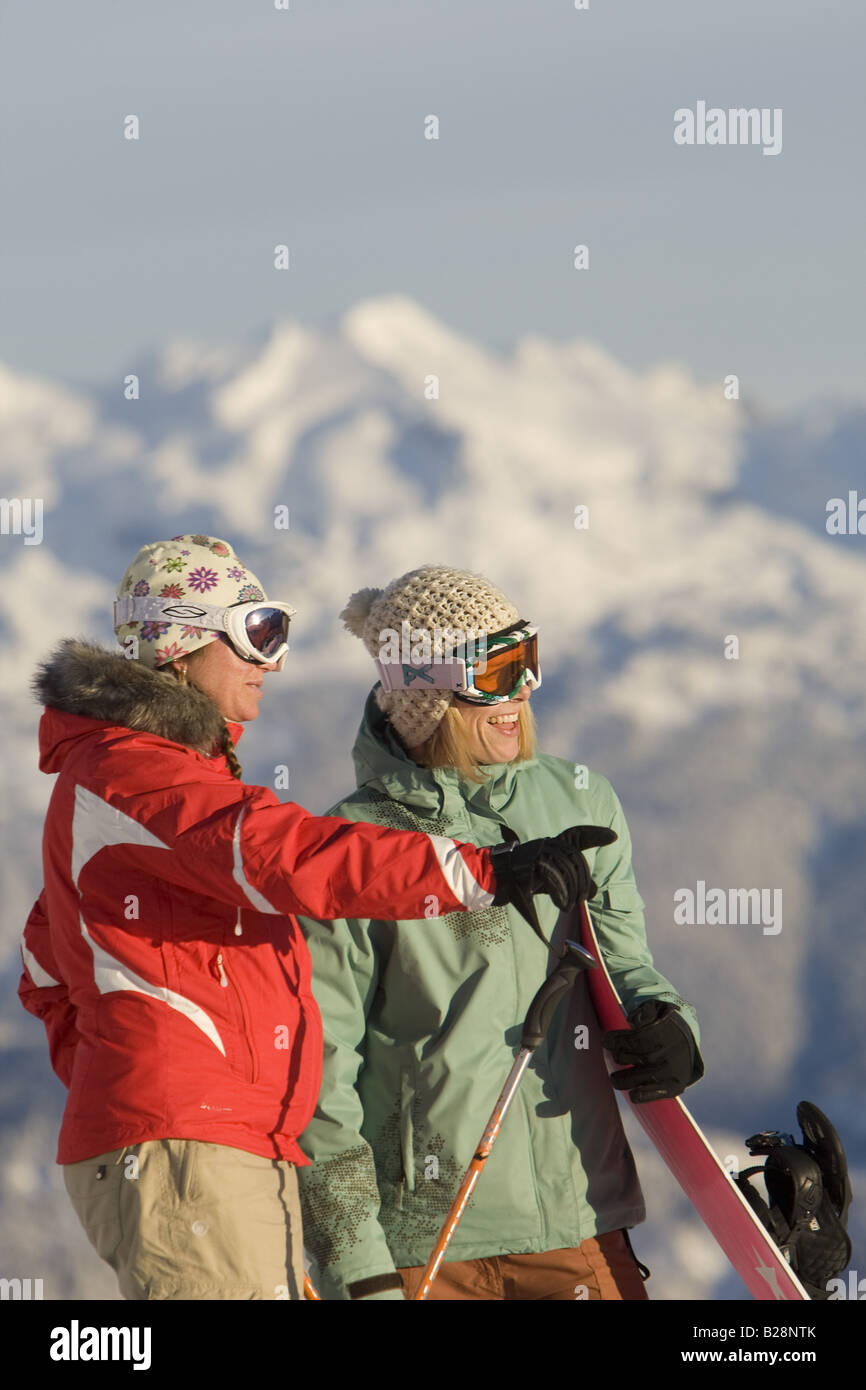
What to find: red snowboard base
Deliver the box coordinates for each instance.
[577,902,810,1301]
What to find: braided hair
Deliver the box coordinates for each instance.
[217,720,244,781]
[168,662,244,781]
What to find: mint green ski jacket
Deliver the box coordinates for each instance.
[297,691,700,1300]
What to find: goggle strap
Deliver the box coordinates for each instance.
[114,597,233,629]
[375,657,467,694]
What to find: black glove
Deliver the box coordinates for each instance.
[602,1000,704,1104]
[490,824,617,942]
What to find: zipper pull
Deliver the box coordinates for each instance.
[215,952,228,987]
[234,908,243,937]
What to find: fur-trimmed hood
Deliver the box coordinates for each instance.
[33,639,236,757]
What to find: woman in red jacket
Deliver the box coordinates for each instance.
[19,534,605,1301]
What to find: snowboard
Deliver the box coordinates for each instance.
[577,901,810,1301]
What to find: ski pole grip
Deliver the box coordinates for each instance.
[520,941,596,1050]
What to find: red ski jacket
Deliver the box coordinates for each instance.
[19,641,496,1165]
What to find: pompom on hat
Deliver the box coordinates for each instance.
[115,535,269,670]
[341,565,521,747]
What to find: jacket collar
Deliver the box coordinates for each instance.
[34,639,241,770]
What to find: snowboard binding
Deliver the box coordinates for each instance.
[735,1101,853,1300]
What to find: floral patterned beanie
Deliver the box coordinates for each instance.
[115,534,269,669]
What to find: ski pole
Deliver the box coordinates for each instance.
[411,940,596,1301]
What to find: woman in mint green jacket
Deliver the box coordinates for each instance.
[297,566,703,1301]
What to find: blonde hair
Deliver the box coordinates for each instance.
[165,653,244,781]
[409,700,537,783]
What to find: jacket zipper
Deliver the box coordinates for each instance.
[214,949,259,1083]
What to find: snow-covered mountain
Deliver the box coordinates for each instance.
[2,295,864,1299]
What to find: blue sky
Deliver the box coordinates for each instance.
[2,0,863,413]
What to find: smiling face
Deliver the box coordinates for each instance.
[170,634,279,722]
[450,684,532,765]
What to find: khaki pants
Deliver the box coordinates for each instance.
[397,1231,650,1300]
[64,1139,305,1301]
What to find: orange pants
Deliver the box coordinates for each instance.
[398,1230,650,1301]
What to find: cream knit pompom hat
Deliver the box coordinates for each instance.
[341,565,521,747]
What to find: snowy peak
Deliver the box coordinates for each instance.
[0,294,864,741]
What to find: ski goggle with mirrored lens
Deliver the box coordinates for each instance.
[375,623,541,704]
[113,596,297,667]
